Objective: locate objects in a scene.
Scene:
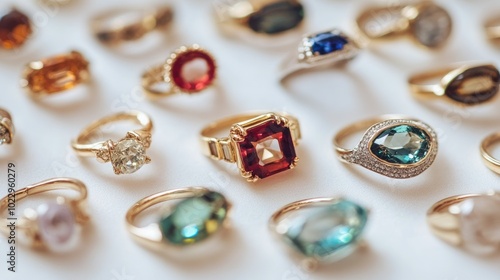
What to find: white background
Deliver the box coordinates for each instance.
[1,0,500,279]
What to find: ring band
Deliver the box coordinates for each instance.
[480,132,500,174]
[0,108,14,145]
[0,178,89,251]
[200,112,301,182]
[356,2,452,49]
[279,28,360,80]
[409,64,500,105]
[142,44,216,98]
[126,187,230,250]
[20,50,90,96]
[427,192,500,254]
[485,16,500,43]
[269,197,368,266]
[71,110,153,175]
[333,115,438,179]
[91,6,173,45]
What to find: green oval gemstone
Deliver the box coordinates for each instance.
[370,124,430,164]
[280,199,368,262]
[159,191,228,245]
[248,1,304,35]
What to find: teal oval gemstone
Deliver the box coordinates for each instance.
[159,191,228,245]
[248,1,304,35]
[370,124,430,164]
[281,199,368,262]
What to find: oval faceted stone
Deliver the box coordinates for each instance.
[410,4,452,48]
[445,66,500,105]
[0,8,32,50]
[159,191,228,245]
[310,32,348,55]
[370,125,430,165]
[280,199,368,262]
[248,1,304,35]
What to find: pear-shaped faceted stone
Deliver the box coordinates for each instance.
[248,1,304,35]
[281,199,368,262]
[159,191,228,245]
[370,125,430,165]
[445,66,500,105]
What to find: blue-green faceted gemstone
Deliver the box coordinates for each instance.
[282,199,368,262]
[159,191,228,245]
[248,1,304,35]
[370,124,431,165]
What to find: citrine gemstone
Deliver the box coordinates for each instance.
[23,51,89,95]
[370,124,430,165]
[410,3,452,48]
[170,49,216,93]
[159,191,228,245]
[237,120,296,179]
[248,1,304,35]
[445,66,500,105]
[279,199,368,262]
[0,8,32,50]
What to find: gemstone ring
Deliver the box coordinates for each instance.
[427,192,500,255]
[480,131,500,174]
[71,110,153,175]
[200,112,301,182]
[0,108,14,145]
[0,7,32,51]
[269,197,369,268]
[126,187,231,251]
[142,45,217,98]
[0,178,90,251]
[90,5,173,46]
[409,64,500,105]
[279,28,360,80]
[356,2,452,49]
[333,115,438,179]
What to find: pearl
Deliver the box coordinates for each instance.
[37,202,78,252]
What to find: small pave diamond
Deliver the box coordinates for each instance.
[111,139,147,174]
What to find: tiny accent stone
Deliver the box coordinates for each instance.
[310,32,348,55]
[171,49,216,93]
[0,8,32,50]
[248,1,304,35]
[410,3,452,48]
[445,65,500,105]
[111,139,146,174]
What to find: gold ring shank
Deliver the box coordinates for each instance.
[408,67,454,97]
[480,132,500,174]
[269,197,336,227]
[72,111,153,157]
[485,18,500,41]
[141,64,177,98]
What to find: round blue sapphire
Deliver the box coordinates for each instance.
[310,33,348,55]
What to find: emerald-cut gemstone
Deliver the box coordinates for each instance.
[248,1,304,35]
[159,191,228,245]
[280,199,368,262]
[370,124,430,165]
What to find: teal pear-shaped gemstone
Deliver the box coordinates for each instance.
[280,199,368,262]
[370,124,430,164]
[159,191,228,245]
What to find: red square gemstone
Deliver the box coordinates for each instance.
[237,120,296,179]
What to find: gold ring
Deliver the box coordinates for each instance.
[91,5,173,45]
[20,50,90,96]
[356,1,452,49]
[71,110,153,175]
[333,115,438,179]
[214,0,305,46]
[269,197,369,267]
[126,187,230,250]
[485,16,500,44]
[480,131,500,174]
[0,178,90,251]
[427,191,500,254]
[141,44,217,98]
[0,8,32,50]
[409,63,500,105]
[279,28,360,80]
[200,112,301,182]
[0,108,14,145]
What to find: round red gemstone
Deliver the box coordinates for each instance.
[170,49,216,93]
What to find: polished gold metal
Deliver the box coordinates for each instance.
[485,16,500,43]
[200,112,301,182]
[71,110,153,175]
[333,115,438,179]
[480,132,500,174]
[91,5,173,45]
[0,108,14,145]
[0,178,89,250]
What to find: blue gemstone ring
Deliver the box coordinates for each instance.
[279,28,360,80]
[269,197,369,266]
[333,115,438,179]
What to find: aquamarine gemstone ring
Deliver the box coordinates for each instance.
[333,115,438,179]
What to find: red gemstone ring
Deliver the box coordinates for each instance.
[142,45,217,98]
[200,112,301,182]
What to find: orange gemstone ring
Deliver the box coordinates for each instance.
[200,112,301,182]
[71,111,153,175]
[0,108,14,145]
[20,50,90,96]
[0,7,32,50]
[142,45,217,98]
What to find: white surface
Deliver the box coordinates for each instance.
[1,0,500,279]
